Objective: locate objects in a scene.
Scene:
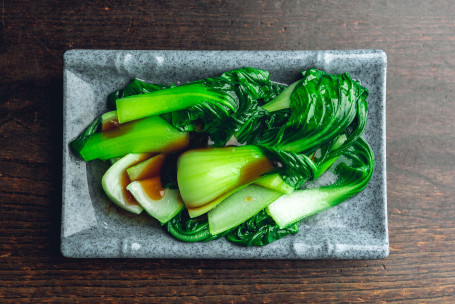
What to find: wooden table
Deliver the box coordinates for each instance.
[1,0,454,302]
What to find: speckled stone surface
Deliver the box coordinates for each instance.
[61,50,388,259]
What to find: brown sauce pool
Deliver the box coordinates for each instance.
[139,176,165,201]
[131,154,166,181]
[119,153,155,206]
[120,170,140,206]
[101,117,120,132]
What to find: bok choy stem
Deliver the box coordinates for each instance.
[116,83,235,123]
[266,137,375,228]
[78,116,189,161]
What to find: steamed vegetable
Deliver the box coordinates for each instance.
[73,116,190,161]
[127,154,166,181]
[235,69,369,187]
[71,79,181,161]
[116,68,285,145]
[208,185,282,235]
[106,78,172,110]
[177,146,273,208]
[70,67,375,247]
[101,153,154,214]
[125,154,184,223]
[239,69,368,154]
[127,181,184,224]
[226,209,300,246]
[267,137,374,228]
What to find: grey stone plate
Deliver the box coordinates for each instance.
[61,50,388,259]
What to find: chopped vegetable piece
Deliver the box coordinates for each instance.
[253,173,294,194]
[101,110,120,131]
[127,179,184,224]
[78,116,189,161]
[177,145,273,209]
[208,185,282,235]
[101,153,154,214]
[126,154,165,182]
[266,137,374,228]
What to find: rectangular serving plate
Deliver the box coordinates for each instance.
[61,50,388,259]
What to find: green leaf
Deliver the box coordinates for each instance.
[267,137,375,228]
[225,209,300,246]
[277,69,368,157]
[235,68,369,189]
[259,146,318,189]
[115,68,284,146]
[165,209,228,242]
[69,115,101,159]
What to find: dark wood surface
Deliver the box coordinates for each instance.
[1,0,454,303]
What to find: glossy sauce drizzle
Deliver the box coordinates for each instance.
[119,153,155,206]
[139,176,166,200]
[238,157,274,185]
[131,154,166,181]
[101,117,120,131]
[120,170,140,206]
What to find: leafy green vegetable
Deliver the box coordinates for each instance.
[167,68,372,246]
[165,209,228,242]
[259,146,318,189]
[177,145,273,208]
[71,67,375,248]
[71,79,174,160]
[239,69,367,153]
[208,185,283,235]
[78,116,190,161]
[226,209,300,246]
[267,137,375,228]
[69,115,101,158]
[235,68,369,188]
[116,68,284,146]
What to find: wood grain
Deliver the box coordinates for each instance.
[1,0,455,303]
